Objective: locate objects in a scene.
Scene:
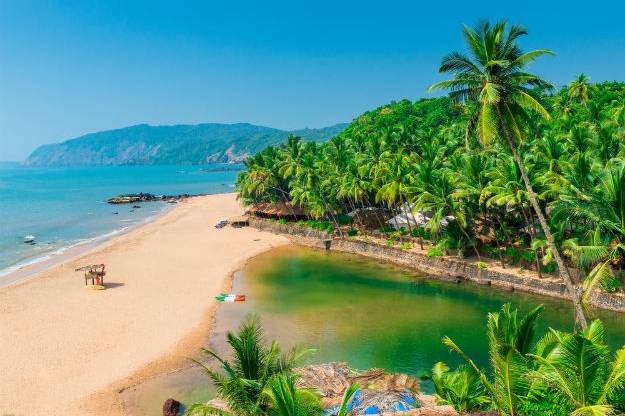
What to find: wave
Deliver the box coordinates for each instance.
[0,205,171,279]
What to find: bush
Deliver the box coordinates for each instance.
[427,247,444,257]
[386,238,394,247]
[347,228,359,237]
[337,214,352,225]
[306,220,334,233]
[399,227,409,236]
[412,227,431,239]
[518,393,571,416]
[476,261,488,270]
[542,261,557,274]
[278,218,287,225]
[399,242,413,250]
[379,225,394,234]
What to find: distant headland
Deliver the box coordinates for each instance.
[23,122,347,167]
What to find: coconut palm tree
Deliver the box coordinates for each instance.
[428,20,588,327]
[441,304,544,416]
[530,320,625,416]
[262,374,322,416]
[431,362,490,413]
[186,315,313,416]
[569,73,591,104]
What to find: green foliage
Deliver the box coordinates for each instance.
[336,383,360,416]
[347,228,359,237]
[379,225,394,234]
[399,242,413,250]
[236,18,625,320]
[306,220,334,233]
[278,219,287,225]
[431,362,490,412]
[186,315,315,416]
[438,304,625,416]
[600,275,621,293]
[336,214,352,225]
[427,247,444,257]
[476,261,488,270]
[262,374,322,416]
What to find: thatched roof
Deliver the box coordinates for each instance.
[247,202,306,217]
[229,215,249,223]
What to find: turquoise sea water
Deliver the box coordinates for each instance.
[0,164,240,278]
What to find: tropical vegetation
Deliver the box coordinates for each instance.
[186,315,320,416]
[433,303,625,416]
[237,20,625,326]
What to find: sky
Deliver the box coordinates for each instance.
[1,1,625,161]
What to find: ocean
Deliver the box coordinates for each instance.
[0,163,241,278]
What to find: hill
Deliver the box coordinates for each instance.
[24,122,347,166]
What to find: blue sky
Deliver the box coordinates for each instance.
[1,1,625,160]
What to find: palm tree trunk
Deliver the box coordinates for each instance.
[399,194,414,237]
[498,111,588,328]
[527,209,543,279]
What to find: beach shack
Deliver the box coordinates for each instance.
[229,215,249,228]
[246,202,307,219]
[75,264,106,290]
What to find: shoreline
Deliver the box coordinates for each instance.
[249,217,625,314]
[0,203,174,289]
[0,193,289,416]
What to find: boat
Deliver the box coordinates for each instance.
[23,235,36,243]
[215,293,246,302]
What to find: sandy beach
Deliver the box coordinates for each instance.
[0,193,289,416]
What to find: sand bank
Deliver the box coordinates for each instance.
[0,193,289,415]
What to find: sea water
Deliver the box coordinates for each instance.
[0,163,241,279]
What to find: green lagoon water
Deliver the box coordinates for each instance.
[123,245,625,415]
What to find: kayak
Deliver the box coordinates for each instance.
[215,293,246,302]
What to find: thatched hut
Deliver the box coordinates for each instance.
[246,202,307,219]
[229,215,249,228]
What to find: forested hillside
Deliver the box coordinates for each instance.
[24,122,347,166]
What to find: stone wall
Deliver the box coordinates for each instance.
[249,217,625,313]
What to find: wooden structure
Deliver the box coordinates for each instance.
[246,202,307,219]
[75,264,106,290]
[229,215,249,228]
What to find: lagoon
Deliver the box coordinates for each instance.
[122,245,625,415]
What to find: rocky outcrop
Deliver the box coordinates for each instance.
[106,192,198,204]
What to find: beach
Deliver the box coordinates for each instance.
[0,193,289,416]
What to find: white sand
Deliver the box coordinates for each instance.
[0,193,289,415]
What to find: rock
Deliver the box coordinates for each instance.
[107,192,201,204]
[415,405,458,415]
[162,398,181,416]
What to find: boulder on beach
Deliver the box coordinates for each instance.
[162,398,181,416]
